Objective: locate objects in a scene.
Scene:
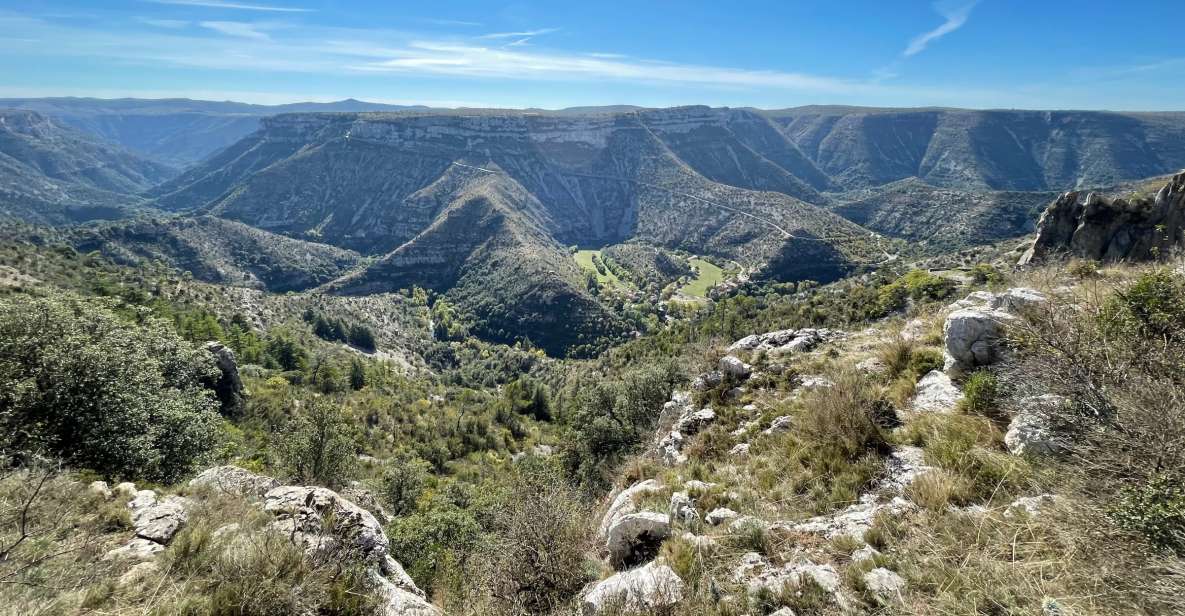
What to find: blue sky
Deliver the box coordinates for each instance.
[1,0,1181,110]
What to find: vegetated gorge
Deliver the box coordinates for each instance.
[2,99,1185,615]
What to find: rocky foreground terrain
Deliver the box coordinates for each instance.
[7,250,1182,614]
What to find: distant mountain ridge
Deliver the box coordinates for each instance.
[0,109,170,225]
[0,98,425,168]
[764,107,1185,191]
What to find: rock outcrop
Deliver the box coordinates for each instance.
[727,328,843,356]
[204,341,244,415]
[1020,171,1185,264]
[655,391,716,466]
[189,465,280,498]
[605,512,671,569]
[943,288,1047,375]
[262,484,433,611]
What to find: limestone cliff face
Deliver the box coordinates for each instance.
[1020,171,1185,264]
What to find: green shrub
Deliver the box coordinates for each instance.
[1111,473,1185,553]
[959,370,999,415]
[275,397,356,488]
[970,263,1004,285]
[560,361,680,492]
[908,347,945,376]
[387,488,482,593]
[1101,269,1185,340]
[0,294,221,482]
[464,462,593,615]
[876,270,958,315]
[383,451,431,517]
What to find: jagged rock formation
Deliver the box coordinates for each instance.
[203,342,244,415]
[1020,171,1185,263]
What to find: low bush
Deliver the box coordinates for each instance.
[1110,473,1185,554]
[0,294,221,481]
[959,370,999,416]
[275,397,356,488]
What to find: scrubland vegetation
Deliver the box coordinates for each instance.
[1,232,1183,615]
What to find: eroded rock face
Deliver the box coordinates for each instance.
[204,341,244,415]
[605,512,671,569]
[1020,172,1185,265]
[582,562,684,615]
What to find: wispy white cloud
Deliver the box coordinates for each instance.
[200,20,270,40]
[0,10,1033,108]
[143,0,312,13]
[136,17,190,28]
[904,1,978,57]
[351,41,866,95]
[420,18,483,28]
[478,28,559,40]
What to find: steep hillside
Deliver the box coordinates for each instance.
[764,106,1185,191]
[146,109,887,352]
[0,98,421,168]
[0,109,172,225]
[72,216,363,292]
[0,110,174,192]
[327,164,624,354]
[827,178,1057,250]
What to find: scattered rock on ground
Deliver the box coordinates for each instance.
[719,355,752,379]
[129,492,189,544]
[1006,494,1061,518]
[1005,395,1068,456]
[910,370,964,413]
[103,538,164,562]
[89,480,112,499]
[762,415,793,435]
[189,465,280,499]
[705,507,740,526]
[670,492,698,524]
[863,567,906,601]
[582,562,685,615]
